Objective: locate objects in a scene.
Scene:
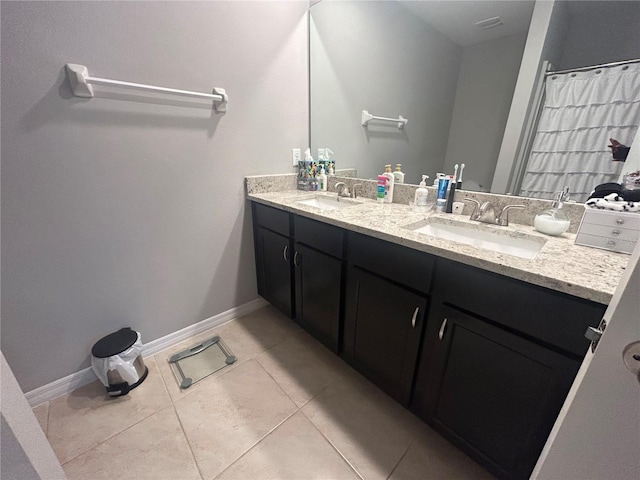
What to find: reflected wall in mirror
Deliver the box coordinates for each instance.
[310,0,640,197]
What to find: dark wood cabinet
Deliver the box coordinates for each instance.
[292,216,344,351]
[342,232,435,406]
[343,266,428,406]
[293,243,342,352]
[412,259,606,480]
[252,201,608,480]
[422,304,580,479]
[251,203,344,349]
[254,221,293,317]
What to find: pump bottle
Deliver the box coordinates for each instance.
[414,175,430,211]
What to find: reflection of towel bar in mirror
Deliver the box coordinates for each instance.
[65,63,228,113]
[361,110,408,129]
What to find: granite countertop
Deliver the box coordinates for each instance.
[246,184,630,305]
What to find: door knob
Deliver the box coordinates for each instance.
[622,341,640,383]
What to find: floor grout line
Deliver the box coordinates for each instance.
[44,402,51,437]
[386,440,414,480]
[300,408,365,480]
[170,402,206,480]
[58,400,173,467]
[57,357,173,467]
[211,409,300,480]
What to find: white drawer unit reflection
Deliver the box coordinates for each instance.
[576,209,640,254]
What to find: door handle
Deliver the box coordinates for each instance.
[438,318,448,340]
[411,307,419,328]
[293,251,300,266]
[283,245,289,261]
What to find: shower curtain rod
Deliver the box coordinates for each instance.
[545,58,640,76]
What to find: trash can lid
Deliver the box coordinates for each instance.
[92,327,138,358]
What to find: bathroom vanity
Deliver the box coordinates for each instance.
[247,176,628,480]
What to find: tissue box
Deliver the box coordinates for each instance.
[575,209,640,254]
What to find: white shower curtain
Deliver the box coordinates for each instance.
[519,62,640,202]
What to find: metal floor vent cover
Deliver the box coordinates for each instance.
[168,335,236,389]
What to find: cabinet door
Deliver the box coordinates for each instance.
[255,227,293,317]
[294,243,342,352]
[343,266,428,406]
[423,304,580,480]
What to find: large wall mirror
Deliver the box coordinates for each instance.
[310,0,640,200]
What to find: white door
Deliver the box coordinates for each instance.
[532,243,640,479]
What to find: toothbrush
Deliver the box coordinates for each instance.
[446,164,459,213]
[457,163,465,189]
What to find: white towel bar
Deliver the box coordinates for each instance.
[361,110,407,129]
[65,64,228,113]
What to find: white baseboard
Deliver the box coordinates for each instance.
[25,297,269,407]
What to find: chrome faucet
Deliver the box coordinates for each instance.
[335,182,350,198]
[350,183,362,199]
[463,198,482,221]
[464,198,525,226]
[477,201,498,224]
[496,204,525,226]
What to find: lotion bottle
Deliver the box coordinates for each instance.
[393,164,405,184]
[414,175,430,211]
[383,164,395,203]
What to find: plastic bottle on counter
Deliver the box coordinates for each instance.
[383,164,395,203]
[414,175,430,211]
[317,166,327,192]
[377,175,387,203]
[393,164,405,184]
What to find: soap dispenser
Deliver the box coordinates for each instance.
[534,187,571,236]
[317,165,327,191]
[414,175,430,211]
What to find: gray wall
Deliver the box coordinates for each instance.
[558,1,640,70]
[310,0,462,184]
[1,1,308,392]
[443,33,527,191]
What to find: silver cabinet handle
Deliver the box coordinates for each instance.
[293,251,300,266]
[411,307,419,328]
[438,318,448,340]
[607,240,616,246]
[283,245,289,261]
[616,218,625,225]
[612,229,620,236]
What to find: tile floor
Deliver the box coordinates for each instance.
[33,305,494,480]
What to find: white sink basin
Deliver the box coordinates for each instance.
[406,218,546,259]
[295,195,359,211]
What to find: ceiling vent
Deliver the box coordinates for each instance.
[475,16,504,30]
